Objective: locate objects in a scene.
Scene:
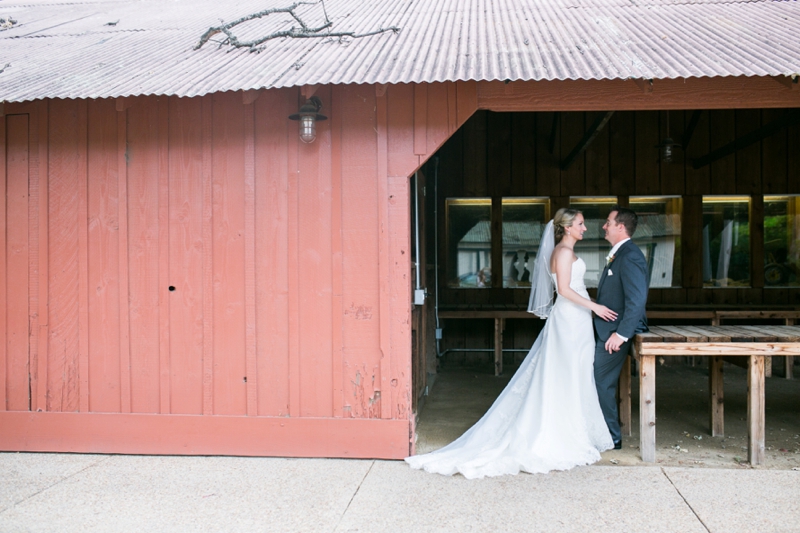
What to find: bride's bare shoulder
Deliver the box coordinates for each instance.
[552,245,576,262]
[550,245,575,271]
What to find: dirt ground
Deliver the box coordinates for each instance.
[414,359,800,470]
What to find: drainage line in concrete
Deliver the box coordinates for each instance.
[332,460,375,533]
[0,455,112,514]
[661,467,712,533]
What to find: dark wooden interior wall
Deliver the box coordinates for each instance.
[428,109,800,364]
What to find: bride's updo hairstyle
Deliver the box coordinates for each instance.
[553,208,581,244]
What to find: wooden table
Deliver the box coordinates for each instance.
[631,325,800,465]
[438,305,800,378]
[438,307,532,376]
[647,308,800,378]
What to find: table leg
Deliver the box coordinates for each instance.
[494,318,503,376]
[640,354,656,462]
[710,356,724,436]
[747,355,766,465]
[765,356,773,378]
[619,355,631,437]
[786,318,795,380]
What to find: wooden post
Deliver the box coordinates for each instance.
[747,354,766,465]
[494,318,503,376]
[619,355,631,437]
[785,318,795,379]
[709,356,724,436]
[639,354,656,462]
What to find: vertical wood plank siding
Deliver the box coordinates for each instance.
[0,83,463,457]
[299,85,334,418]
[2,77,798,457]
[5,114,29,411]
[48,100,81,412]
[34,101,49,413]
[211,91,247,416]
[26,106,41,413]
[168,96,204,415]
[1,114,8,408]
[254,89,292,417]
[87,99,121,413]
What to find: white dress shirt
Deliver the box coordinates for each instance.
[606,237,630,263]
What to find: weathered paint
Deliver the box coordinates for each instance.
[2,77,798,457]
[0,82,469,457]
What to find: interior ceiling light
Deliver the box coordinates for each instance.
[656,111,682,164]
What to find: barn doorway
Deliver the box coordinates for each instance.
[409,107,800,462]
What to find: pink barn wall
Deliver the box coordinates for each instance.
[0,82,477,458]
[4,76,794,458]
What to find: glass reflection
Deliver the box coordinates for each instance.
[630,197,682,288]
[702,196,750,287]
[502,198,549,288]
[447,199,492,288]
[764,195,800,287]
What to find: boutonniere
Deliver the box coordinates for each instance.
[605,254,615,267]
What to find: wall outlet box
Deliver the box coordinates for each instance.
[414,289,426,306]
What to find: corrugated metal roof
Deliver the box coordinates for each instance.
[1,0,799,102]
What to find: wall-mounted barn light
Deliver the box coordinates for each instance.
[289,96,327,143]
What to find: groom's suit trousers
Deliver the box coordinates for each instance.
[594,336,632,444]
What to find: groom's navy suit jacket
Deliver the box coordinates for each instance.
[593,240,649,342]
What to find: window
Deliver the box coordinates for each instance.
[502,198,550,288]
[702,196,750,287]
[447,198,492,288]
[764,195,800,287]
[569,197,618,288]
[446,197,550,289]
[630,196,682,288]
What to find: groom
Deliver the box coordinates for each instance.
[593,206,649,450]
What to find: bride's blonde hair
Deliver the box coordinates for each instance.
[553,208,581,243]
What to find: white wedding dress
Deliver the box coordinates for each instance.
[405,258,614,479]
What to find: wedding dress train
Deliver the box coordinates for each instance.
[405,258,613,479]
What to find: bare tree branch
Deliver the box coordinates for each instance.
[0,16,18,31]
[194,0,399,52]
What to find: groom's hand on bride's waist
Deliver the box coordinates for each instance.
[604,332,626,353]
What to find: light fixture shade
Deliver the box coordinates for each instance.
[289,96,328,144]
[661,138,675,163]
[656,137,681,164]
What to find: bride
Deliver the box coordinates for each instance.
[405,208,618,479]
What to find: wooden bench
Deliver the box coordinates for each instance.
[630,325,800,465]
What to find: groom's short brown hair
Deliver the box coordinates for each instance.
[611,205,638,237]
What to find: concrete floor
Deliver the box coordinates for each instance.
[1,362,799,532]
[2,453,800,532]
[415,360,800,469]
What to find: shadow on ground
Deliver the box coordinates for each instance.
[414,360,800,470]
